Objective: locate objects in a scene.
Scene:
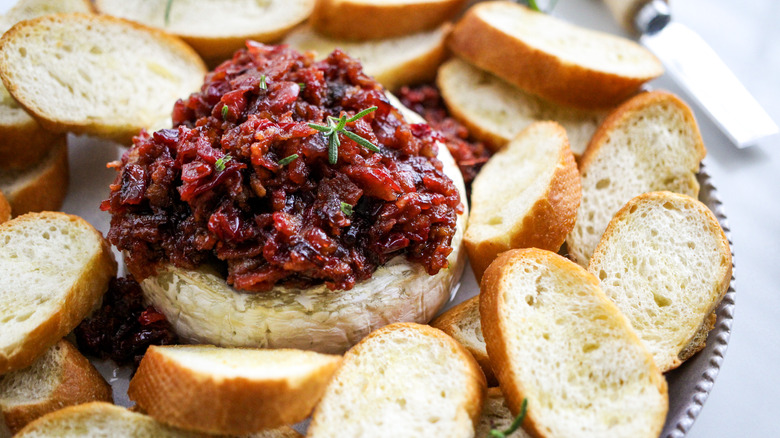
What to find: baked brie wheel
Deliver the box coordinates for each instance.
[133,101,468,354]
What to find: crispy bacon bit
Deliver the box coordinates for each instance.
[103,43,462,292]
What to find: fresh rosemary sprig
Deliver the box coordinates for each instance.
[164,0,174,25]
[214,154,232,172]
[308,107,380,165]
[489,398,528,438]
[340,201,353,216]
[278,154,299,166]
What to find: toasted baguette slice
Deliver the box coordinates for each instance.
[128,345,341,435]
[465,122,580,280]
[0,0,93,32]
[588,191,732,371]
[0,0,92,170]
[13,402,202,437]
[95,0,314,64]
[480,248,668,438]
[310,0,466,40]
[0,339,112,434]
[448,2,663,109]
[0,13,206,144]
[566,91,706,266]
[437,58,606,155]
[430,296,495,385]
[308,323,486,438]
[0,138,68,217]
[475,387,531,437]
[283,24,449,91]
[0,191,8,224]
[0,212,117,374]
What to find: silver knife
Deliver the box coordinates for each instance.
[603,0,778,148]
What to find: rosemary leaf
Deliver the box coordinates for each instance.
[328,134,339,165]
[308,123,332,133]
[342,130,380,153]
[221,105,229,120]
[278,154,299,166]
[489,398,528,438]
[340,201,353,216]
[259,74,267,90]
[334,114,348,132]
[346,106,377,123]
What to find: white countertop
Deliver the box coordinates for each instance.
[1,0,777,436]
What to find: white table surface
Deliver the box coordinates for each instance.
[1,1,778,437]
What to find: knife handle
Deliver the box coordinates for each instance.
[602,0,669,34]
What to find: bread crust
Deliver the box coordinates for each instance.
[128,346,341,435]
[0,13,206,144]
[0,191,9,224]
[588,191,732,371]
[0,138,69,217]
[0,106,61,171]
[1,339,112,434]
[465,122,581,280]
[12,402,199,437]
[311,0,467,40]
[479,248,668,438]
[447,2,662,109]
[430,295,496,386]
[0,212,117,374]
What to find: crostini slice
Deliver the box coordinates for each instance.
[307,322,486,438]
[0,212,116,374]
[128,345,341,435]
[588,191,732,371]
[437,58,607,156]
[0,339,112,435]
[480,248,668,438]
[447,1,663,109]
[465,121,580,280]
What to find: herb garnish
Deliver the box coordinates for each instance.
[259,74,267,90]
[308,107,380,165]
[489,398,528,438]
[278,154,298,166]
[523,0,558,12]
[340,202,353,216]
[298,82,306,90]
[221,105,229,120]
[164,0,174,25]
[214,155,232,172]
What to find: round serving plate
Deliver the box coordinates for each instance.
[73,143,733,437]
